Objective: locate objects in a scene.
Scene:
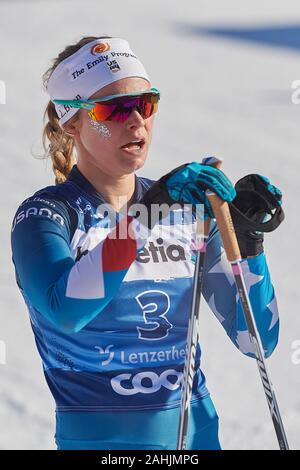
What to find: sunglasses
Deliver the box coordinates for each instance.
[53,87,160,123]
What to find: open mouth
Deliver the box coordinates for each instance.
[121,139,146,151]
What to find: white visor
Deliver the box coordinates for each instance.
[47,37,151,124]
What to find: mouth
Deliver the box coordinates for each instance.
[120,138,146,154]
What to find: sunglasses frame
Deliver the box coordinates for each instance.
[53,87,160,112]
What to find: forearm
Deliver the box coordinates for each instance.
[203,224,279,358]
[229,252,279,358]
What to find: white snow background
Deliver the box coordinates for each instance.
[0,0,299,450]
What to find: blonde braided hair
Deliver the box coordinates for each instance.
[42,35,112,184]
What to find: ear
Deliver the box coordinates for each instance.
[59,113,80,137]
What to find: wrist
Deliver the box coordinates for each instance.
[235,229,264,259]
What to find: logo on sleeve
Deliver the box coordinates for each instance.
[12,204,65,231]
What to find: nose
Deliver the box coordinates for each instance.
[125,107,145,129]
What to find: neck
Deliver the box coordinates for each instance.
[77,160,136,212]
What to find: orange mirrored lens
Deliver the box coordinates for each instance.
[90,93,159,123]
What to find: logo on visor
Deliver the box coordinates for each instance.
[91,42,111,55]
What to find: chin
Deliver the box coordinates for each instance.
[125,161,145,174]
[119,154,147,174]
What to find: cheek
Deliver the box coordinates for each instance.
[89,118,113,139]
[145,115,155,134]
[80,116,118,153]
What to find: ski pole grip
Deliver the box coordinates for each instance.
[206,192,242,262]
[202,158,223,238]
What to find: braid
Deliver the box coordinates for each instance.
[43,101,76,184]
[42,35,112,184]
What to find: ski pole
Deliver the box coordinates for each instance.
[206,190,289,450]
[177,217,211,450]
[177,157,222,450]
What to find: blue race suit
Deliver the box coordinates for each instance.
[11,165,279,450]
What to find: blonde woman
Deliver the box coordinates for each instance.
[11,35,283,450]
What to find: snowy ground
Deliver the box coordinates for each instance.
[0,0,300,450]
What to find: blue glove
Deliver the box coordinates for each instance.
[141,159,236,228]
[166,161,236,218]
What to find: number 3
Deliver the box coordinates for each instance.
[136,290,173,341]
